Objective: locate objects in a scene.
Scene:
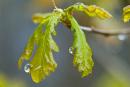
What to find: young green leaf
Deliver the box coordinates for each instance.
[18,11,62,83]
[30,13,61,83]
[67,14,94,77]
[18,21,46,69]
[65,3,112,19]
[84,5,112,19]
[123,5,130,22]
[30,34,58,83]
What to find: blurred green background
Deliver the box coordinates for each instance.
[0,0,130,87]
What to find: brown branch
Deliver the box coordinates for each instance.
[80,26,130,36]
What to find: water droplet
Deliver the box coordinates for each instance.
[118,34,127,41]
[69,47,73,54]
[24,64,31,74]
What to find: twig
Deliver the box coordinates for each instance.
[51,0,57,9]
[80,26,130,36]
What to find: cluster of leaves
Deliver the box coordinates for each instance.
[18,3,112,83]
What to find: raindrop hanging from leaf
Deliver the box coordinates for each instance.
[24,64,31,74]
[69,47,74,54]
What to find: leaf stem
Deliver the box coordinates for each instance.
[51,0,57,9]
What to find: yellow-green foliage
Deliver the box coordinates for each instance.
[18,3,112,83]
[123,5,130,22]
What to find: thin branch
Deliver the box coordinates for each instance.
[80,26,130,36]
[51,0,57,9]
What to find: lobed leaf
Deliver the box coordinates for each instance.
[65,3,112,19]
[30,13,61,83]
[67,14,94,77]
[18,11,62,83]
[85,5,112,19]
[30,34,58,83]
[123,5,130,22]
[18,22,46,69]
